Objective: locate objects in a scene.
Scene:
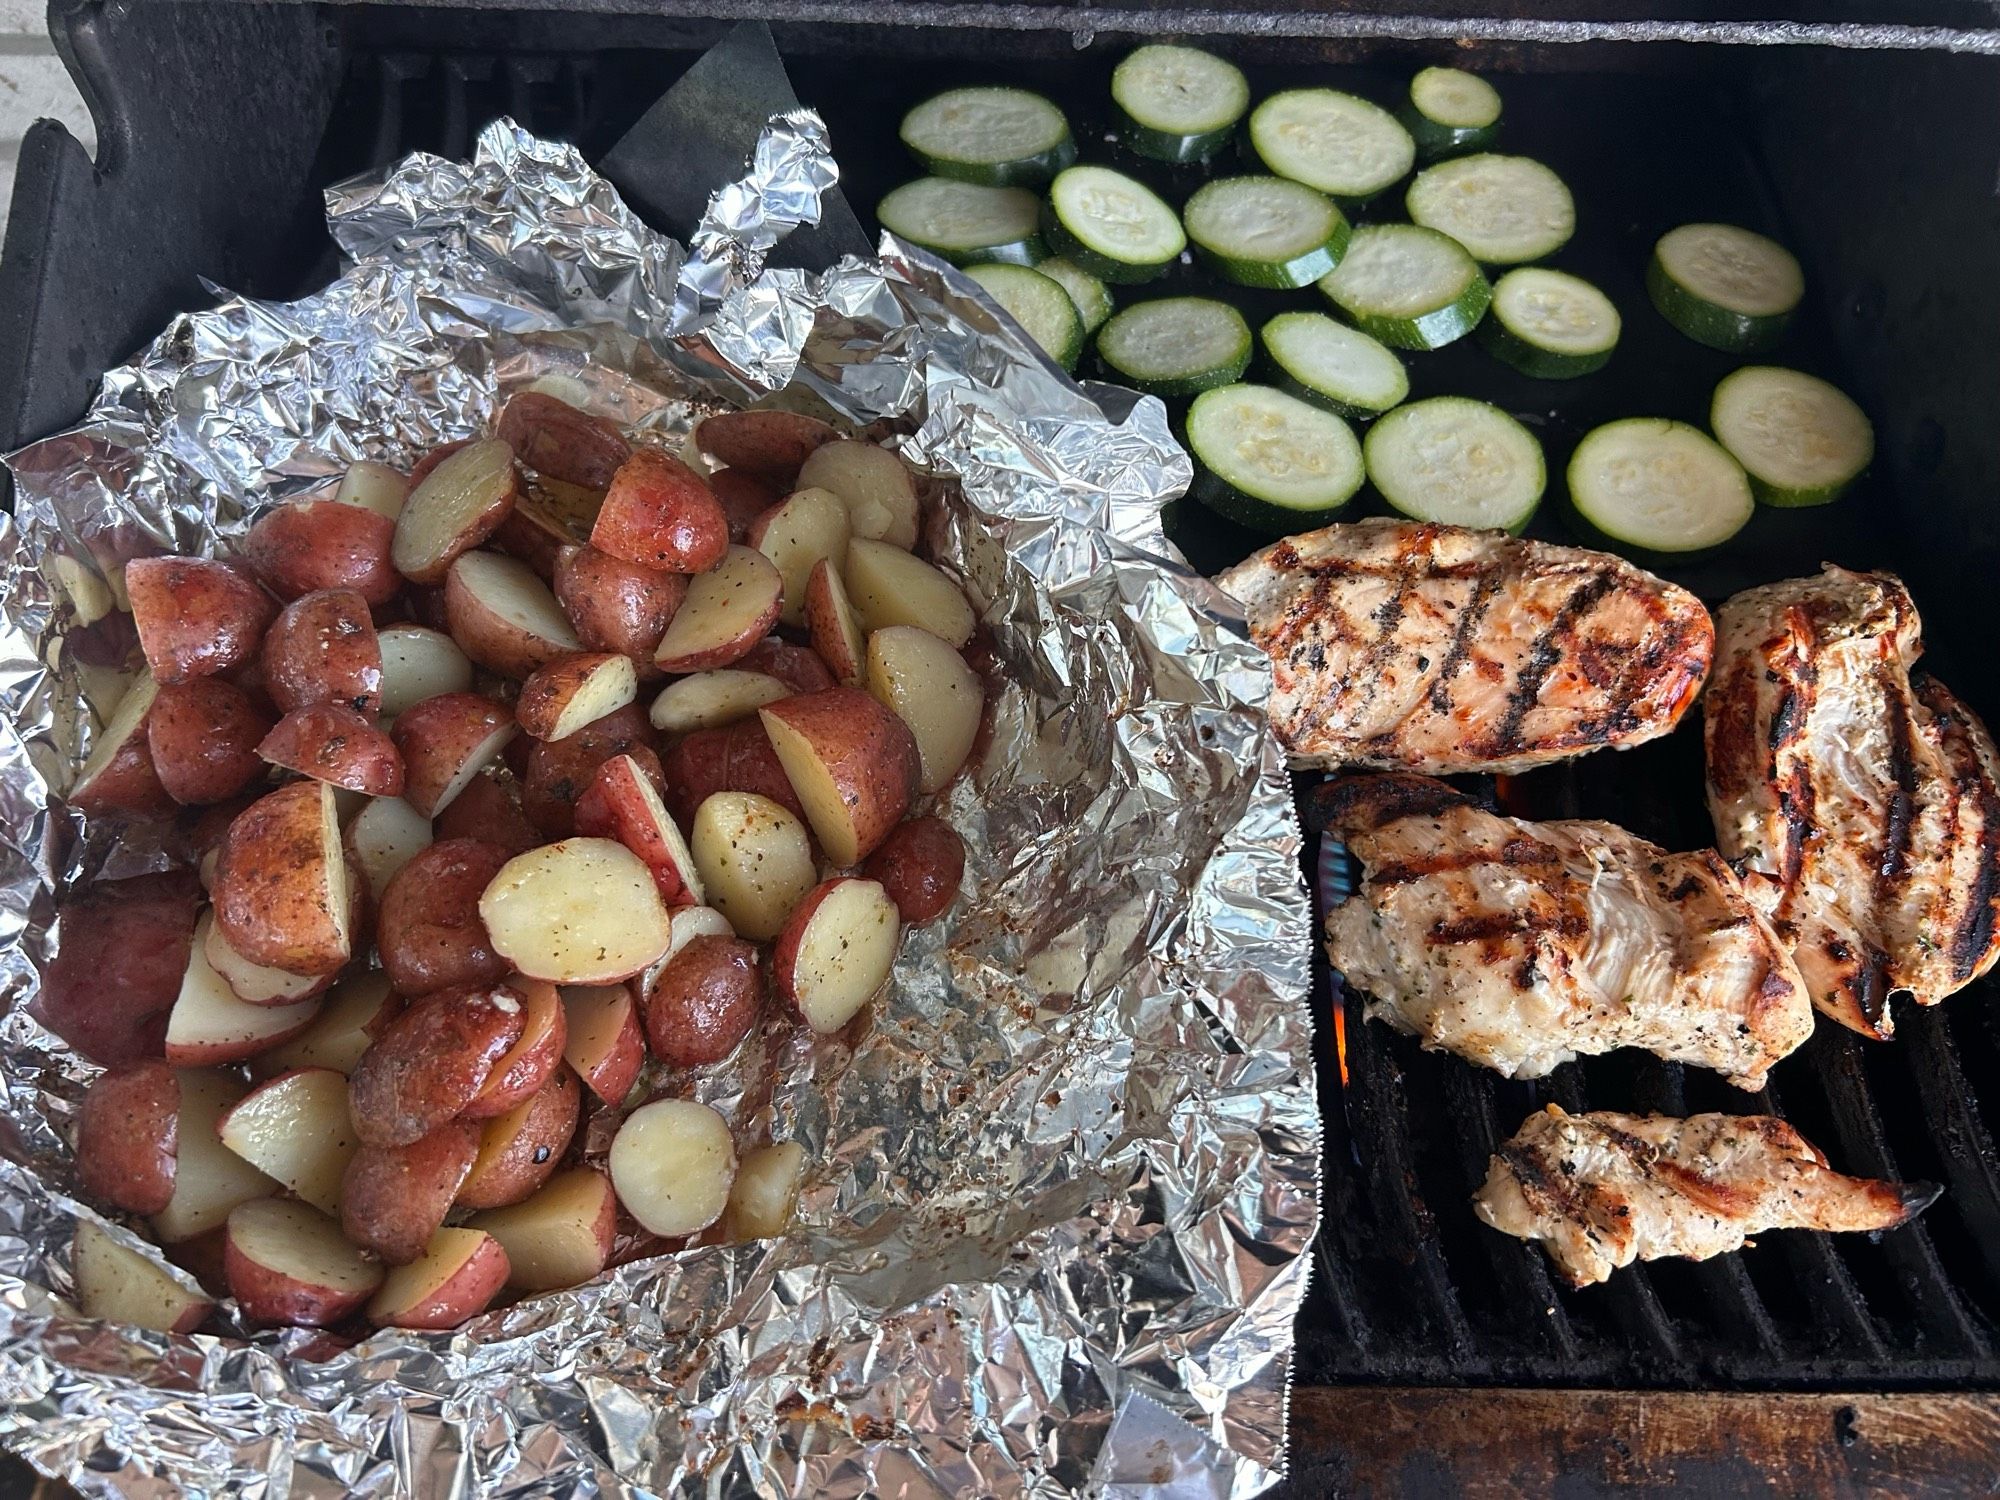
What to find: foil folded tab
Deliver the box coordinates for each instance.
[0,111,1317,1498]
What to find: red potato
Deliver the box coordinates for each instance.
[797,439,922,552]
[160,1224,231,1297]
[204,910,334,1007]
[490,496,577,580]
[737,637,836,695]
[224,1198,383,1327]
[433,773,540,856]
[346,980,527,1147]
[75,1061,180,1215]
[553,543,686,679]
[759,689,920,867]
[150,1070,275,1243]
[661,718,805,827]
[377,838,513,997]
[748,486,850,628]
[347,793,433,901]
[144,678,272,806]
[35,872,201,1066]
[334,460,411,522]
[707,468,782,543]
[463,977,566,1118]
[241,500,400,605]
[723,1140,806,1241]
[573,753,704,905]
[642,934,762,1068]
[497,391,632,490]
[257,703,404,796]
[377,625,473,716]
[262,588,382,715]
[652,545,784,674]
[70,673,175,817]
[408,438,473,487]
[443,550,581,678]
[590,448,728,574]
[648,669,789,735]
[467,1167,617,1292]
[861,816,965,924]
[515,652,638,742]
[457,1064,581,1210]
[559,983,646,1106]
[688,791,817,942]
[392,690,517,817]
[636,903,737,1006]
[72,1220,213,1334]
[215,1067,359,1214]
[771,877,901,1033]
[519,701,652,839]
[126,557,277,685]
[391,437,519,586]
[607,1099,736,1238]
[843,539,976,647]
[367,1227,510,1329]
[479,838,674,984]
[212,780,352,975]
[340,1117,483,1265]
[866,625,984,794]
[803,559,865,685]
[164,915,323,1065]
[693,409,839,486]
[257,971,400,1076]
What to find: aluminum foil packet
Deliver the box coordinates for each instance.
[0,110,1318,1498]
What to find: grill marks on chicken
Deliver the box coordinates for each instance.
[1216,519,1714,775]
[1705,566,2000,1039]
[1309,774,1813,1090]
[1474,1105,1939,1287]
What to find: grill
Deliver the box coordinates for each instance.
[7,1,2000,1490]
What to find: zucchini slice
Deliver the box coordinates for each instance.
[878,178,1043,266]
[1403,67,1502,157]
[1247,89,1416,202]
[1034,257,1114,335]
[1097,297,1252,397]
[1186,383,1365,534]
[1568,418,1754,552]
[1183,176,1351,289]
[900,87,1077,187]
[1317,224,1490,350]
[1405,153,1574,265]
[965,263,1086,372]
[1480,267,1621,378]
[1709,365,1873,507]
[1042,165,1186,283]
[1647,223,1803,352]
[1112,44,1250,163]
[1363,396,1546,532]
[1259,311,1409,420]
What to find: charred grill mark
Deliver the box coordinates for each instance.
[1368,836,1558,886]
[1432,907,1586,947]
[1306,772,1476,835]
[1853,939,1895,1035]
[1876,667,1920,894]
[1498,1140,1586,1221]
[1485,573,1620,758]
[1428,568,1505,718]
[1346,531,1433,712]
[1919,676,2000,983]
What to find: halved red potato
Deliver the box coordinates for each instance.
[468,1167,617,1292]
[224,1198,383,1326]
[391,437,518,585]
[519,702,653,839]
[865,625,984,794]
[408,437,472,487]
[844,539,976,647]
[706,468,782,543]
[463,977,566,1118]
[242,500,400,605]
[693,409,839,486]
[497,390,632,490]
[72,1220,213,1334]
[258,703,404,796]
[457,1064,581,1210]
[608,1099,736,1237]
[573,753,703,905]
[75,1061,180,1215]
[559,985,645,1107]
[346,980,527,1147]
[148,1070,274,1243]
[71,673,174,817]
[736,638,836,695]
[215,1067,358,1214]
[803,559,865,685]
[204,909,334,1007]
[334,459,411,521]
[860,815,965,925]
[393,691,517,818]
[642,933,762,1067]
[635,902,737,1002]
[688,791,816,942]
[263,588,383,715]
[444,550,581,678]
[771,877,901,1033]
[340,1117,483,1265]
[377,625,473,716]
[36,873,200,1067]
[347,794,433,902]
[661,718,805,826]
[651,545,783,674]
[759,688,920,866]
[590,448,728,575]
[552,543,686,678]
[366,1226,509,1329]
[432,773,540,855]
[479,838,673,984]
[515,652,638,742]
[376,838,512,997]
[749,487,850,629]
[126,557,277,685]
[648,669,788,735]
[256,971,399,1076]
[722,1139,806,1241]
[797,439,922,551]
[146,677,272,806]
[212,780,351,975]
[165,915,323,1065]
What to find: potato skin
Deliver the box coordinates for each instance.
[408,438,472,486]
[705,469,783,544]
[496,392,631,490]
[376,839,514,997]
[552,544,686,679]
[34,873,201,1065]
[760,688,920,865]
[212,781,349,976]
[642,934,763,1068]
[340,1118,482,1265]
[515,652,633,742]
[392,692,517,818]
[462,978,566,1118]
[520,702,653,839]
[456,1065,581,1211]
[432,774,540,856]
[262,588,382,715]
[257,703,404,796]
[75,1061,180,1214]
[693,410,839,486]
[861,816,965,925]
[242,501,400,605]
[347,981,527,1147]
[737,638,835,695]
[126,557,277,684]
[147,679,273,806]
[589,449,729,575]
[660,718,805,827]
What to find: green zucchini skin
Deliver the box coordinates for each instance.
[1337,276,1491,352]
[1040,206,1176,284]
[1645,253,1793,353]
[1187,466,1356,536]
[1477,316,1613,379]
[1121,119,1238,165]
[912,138,1078,190]
[1184,179,1352,290]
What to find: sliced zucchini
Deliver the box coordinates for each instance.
[899,87,1077,187]
[1710,365,1873,507]
[1260,311,1408,420]
[1480,267,1621,378]
[1034,257,1114,335]
[1186,383,1365,534]
[1183,176,1351,289]
[1042,165,1185,283]
[1647,223,1803,352]
[1402,67,1501,158]
[1097,297,1252,397]
[1568,418,1754,553]
[1112,44,1250,163]
[965,263,1086,372]
[1317,224,1490,350]
[1363,396,1546,533]
[878,178,1043,266]
[1405,154,1574,265]
[1247,89,1416,202]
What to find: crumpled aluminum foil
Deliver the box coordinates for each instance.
[0,111,1317,1498]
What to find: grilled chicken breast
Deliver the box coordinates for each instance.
[1216,518,1713,775]
[1310,774,1813,1090]
[1705,566,2000,1040]
[1474,1105,1938,1287]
